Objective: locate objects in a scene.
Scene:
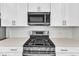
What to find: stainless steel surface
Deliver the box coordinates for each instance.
[28,12,50,26]
[23,47,55,51]
[23,31,55,56]
[30,31,49,35]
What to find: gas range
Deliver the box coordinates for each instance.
[23,31,56,56]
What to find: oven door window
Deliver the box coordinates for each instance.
[28,15,44,23]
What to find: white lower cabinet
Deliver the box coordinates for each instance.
[0,52,21,56]
[0,47,23,56]
[56,47,79,56]
[56,52,79,56]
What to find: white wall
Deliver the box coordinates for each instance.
[49,27,73,38]
[6,26,49,38]
[6,26,73,39]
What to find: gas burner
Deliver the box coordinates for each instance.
[23,31,56,56]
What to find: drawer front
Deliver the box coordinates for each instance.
[56,47,79,52]
[56,52,79,56]
[0,52,22,56]
[1,47,23,52]
[0,48,3,52]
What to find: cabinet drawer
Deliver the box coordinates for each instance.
[1,47,23,52]
[56,52,79,56]
[0,52,22,56]
[0,48,3,52]
[56,47,79,52]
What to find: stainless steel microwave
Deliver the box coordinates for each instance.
[28,12,50,26]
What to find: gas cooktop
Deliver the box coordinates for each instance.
[23,35,55,47]
[23,35,55,56]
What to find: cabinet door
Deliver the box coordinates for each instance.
[0,52,22,56]
[40,3,50,12]
[17,3,28,26]
[1,3,17,26]
[28,3,40,12]
[28,3,50,12]
[56,52,79,56]
[1,47,23,52]
[51,3,69,26]
[66,3,79,26]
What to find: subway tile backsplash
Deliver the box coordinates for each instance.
[72,27,79,39]
[6,26,73,39]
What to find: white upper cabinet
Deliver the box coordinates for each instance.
[1,3,17,26]
[51,3,70,26]
[66,3,79,26]
[1,3,28,26]
[16,3,28,26]
[1,3,79,27]
[28,3,51,12]
[51,3,79,26]
[39,3,51,12]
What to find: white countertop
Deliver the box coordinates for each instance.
[51,38,79,47]
[0,38,79,47]
[0,38,28,47]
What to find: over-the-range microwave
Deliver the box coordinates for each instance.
[28,12,50,26]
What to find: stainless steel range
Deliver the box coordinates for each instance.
[23,31,55,56]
